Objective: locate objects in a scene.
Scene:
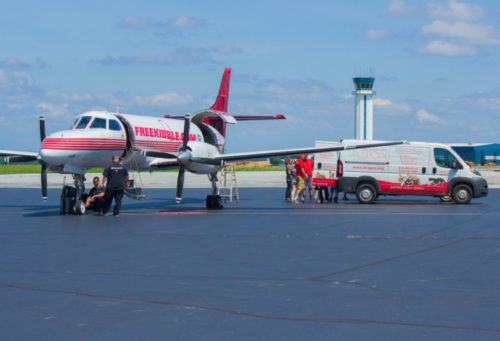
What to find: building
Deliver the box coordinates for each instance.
[353,77,376,140]
[449,143,500,165]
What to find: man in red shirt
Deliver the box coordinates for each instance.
[294,155,307,203]
[304,154,314,200]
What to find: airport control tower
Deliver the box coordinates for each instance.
[353,77,376,140]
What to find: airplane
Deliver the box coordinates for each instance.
[1,68,404,212]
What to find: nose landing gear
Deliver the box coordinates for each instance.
[59,174,86,215]
[206,173,223,209]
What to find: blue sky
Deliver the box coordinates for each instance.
[1,0,499,153]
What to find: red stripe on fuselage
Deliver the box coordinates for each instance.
[41,138,126,151]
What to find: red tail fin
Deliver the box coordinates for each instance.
[210,68,231,112]
[204,68,231,137]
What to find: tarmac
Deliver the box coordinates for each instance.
[1,169,500,188]
[0,174,500,340]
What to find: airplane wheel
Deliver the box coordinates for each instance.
[75,199,86,215]
[214,195,223,209]
[59,195,66,215]
[206,195,224,209]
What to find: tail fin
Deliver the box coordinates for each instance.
[204,68,231,137]
[210,68,231,112]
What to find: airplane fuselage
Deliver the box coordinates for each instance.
[40,111,225,175]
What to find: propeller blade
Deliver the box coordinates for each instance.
[41,163,48,201]
[39,115,46,142]
[180,114,191,151]
[176,166,185,203]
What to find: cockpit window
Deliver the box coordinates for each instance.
[109,119,122,131]
[75,116,92,129]
[89,118,107,129]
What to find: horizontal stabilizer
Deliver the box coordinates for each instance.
[232,114,286,121]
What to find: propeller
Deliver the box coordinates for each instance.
[175,114,191,203]
[40,115,48,201]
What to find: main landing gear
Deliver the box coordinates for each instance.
[206,172,223,209]
[59,174,87,215]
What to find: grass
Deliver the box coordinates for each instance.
[0,164,285,174]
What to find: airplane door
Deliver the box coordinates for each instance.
[115,115,135,162]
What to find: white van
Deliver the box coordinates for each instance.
[336,140,488,204]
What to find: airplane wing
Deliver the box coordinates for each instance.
[214,141,406,163]
[0,150,39,163]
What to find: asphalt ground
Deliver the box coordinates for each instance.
[0,187,499,340]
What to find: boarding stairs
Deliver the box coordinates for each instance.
[218,163,239,203]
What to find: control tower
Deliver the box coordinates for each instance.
[353,77,376,140]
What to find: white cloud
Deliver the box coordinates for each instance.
[478,97,500,110]
[0,70,8,83]
[119,16,150,29]
[416,109,442,123]
[421,20,500,45]
[428,0,485,21]
[373,98,411,113]
[366,28,389,40]
[420,40,476,56]
[133,93,193,106]
[37,103,70,118]
[169,16,202,28]
[387,0,417,16]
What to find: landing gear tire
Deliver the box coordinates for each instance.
[75,199,86,215]
[452,184,472,204]
[440,195,452,202]
[206,195,223,209]
[356,183,376,204]
[60,195,66,215]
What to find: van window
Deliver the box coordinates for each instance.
[75,116,92,129]
[109,119,122,131]
[89,118,107,129]
[434,148,459,169]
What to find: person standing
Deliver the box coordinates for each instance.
[102,155,129,216]
[284,157,295,201]
[304,154,314,200]
[294,155,307,204]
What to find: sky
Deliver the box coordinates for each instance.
[0,0,499,153]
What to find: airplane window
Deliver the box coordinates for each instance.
[75,116,92,129]
[109,119,122,131]
[89,118,107,129]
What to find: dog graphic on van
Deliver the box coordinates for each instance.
[398,174,420,186]
[429,177,446,185]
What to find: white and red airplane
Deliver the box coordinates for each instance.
[1,68,403,210]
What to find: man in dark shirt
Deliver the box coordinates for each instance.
[86,176,105,214]
[102,155,129,216]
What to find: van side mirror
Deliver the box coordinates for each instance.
[452,160,462,169]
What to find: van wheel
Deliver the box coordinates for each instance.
[452,184,472,204]
[356,184,376,204]
[440,195,452,202]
